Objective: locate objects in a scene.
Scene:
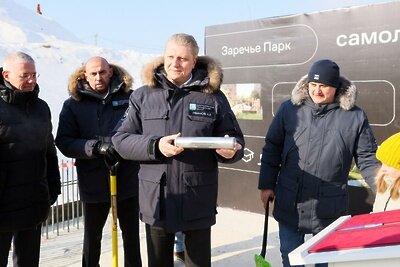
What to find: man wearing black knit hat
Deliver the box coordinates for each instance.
[258,59,381,267]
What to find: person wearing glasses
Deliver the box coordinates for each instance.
[55,57,142,267]
[0,52,61,266]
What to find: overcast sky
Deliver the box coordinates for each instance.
[13,0,392,54]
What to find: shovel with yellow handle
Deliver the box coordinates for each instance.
[109,164,119,267]
[99,139,122,267]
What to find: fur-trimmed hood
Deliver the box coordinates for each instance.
[67,64,133,101]
[141,56,223,94]
[291,74,357,110]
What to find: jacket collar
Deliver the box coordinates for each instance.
[67,64,133,101]
[0,71,39,105]
[141,56,223,94]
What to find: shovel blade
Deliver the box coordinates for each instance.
[254,254,272,267]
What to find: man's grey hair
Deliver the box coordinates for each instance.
[166,33,199,56]
[3,52,35,71]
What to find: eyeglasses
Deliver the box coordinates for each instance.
[18,73,40,80]
[6,72,40,80]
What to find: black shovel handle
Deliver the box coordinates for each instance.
[260,202,269,258]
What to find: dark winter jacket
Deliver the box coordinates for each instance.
[0,69,61,232]
[55,64,139,203]
[258,75,380,234]
[112,56,244,232]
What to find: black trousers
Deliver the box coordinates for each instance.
[0,225,42,267]
[82,197,142,267]
[146,224,211,267]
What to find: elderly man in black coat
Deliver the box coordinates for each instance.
[0,52,61,267]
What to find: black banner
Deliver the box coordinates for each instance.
[205,1,400,213]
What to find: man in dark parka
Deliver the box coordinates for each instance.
[113,33,244,267]
[56,57,141,267]
[258,59,380,267]
[0,52,61,267]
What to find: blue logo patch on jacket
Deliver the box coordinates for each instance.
[188,103,215,118]
[112,100,129,109]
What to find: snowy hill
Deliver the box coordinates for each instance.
[0,0,156,149]
[0,0,80,44]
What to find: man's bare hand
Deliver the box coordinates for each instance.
[260,189,275,208]
[216,143,242,159]
[158,133,184,157]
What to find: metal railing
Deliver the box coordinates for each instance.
[42,159,83,238]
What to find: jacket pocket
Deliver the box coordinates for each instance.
[142,109,169,120]
[275,176,299,213]
[186,115,215,135]
[187,115,215,123]
[142,109,168,135]
[317,183,347,219]
[138,167,164,220]
[182,171,217,221]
